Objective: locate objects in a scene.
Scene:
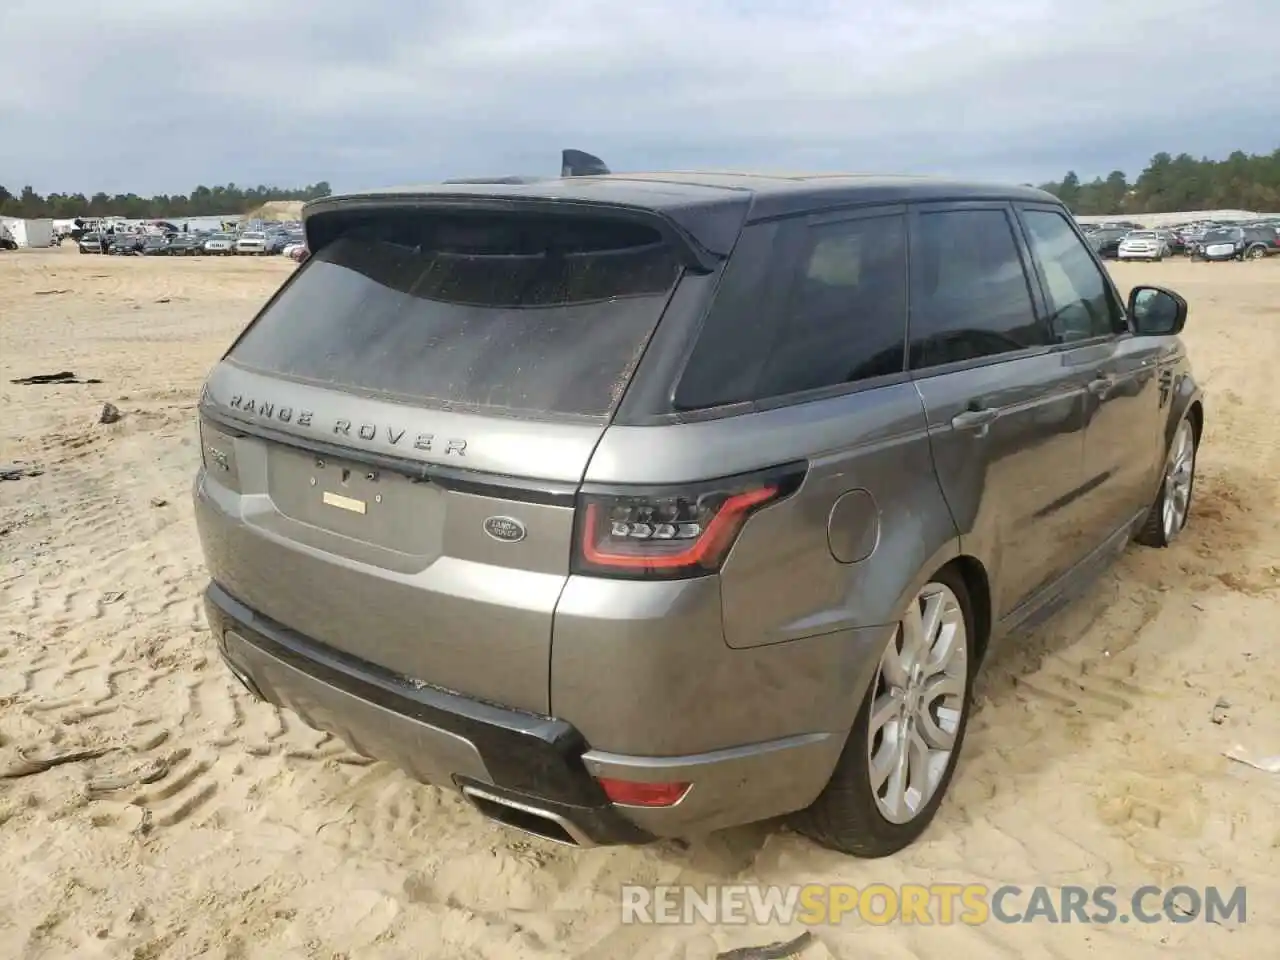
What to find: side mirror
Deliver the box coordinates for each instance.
[1128,285,1187,336]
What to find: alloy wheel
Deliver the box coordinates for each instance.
[867,582,968,825]
[1162,420,1195,540]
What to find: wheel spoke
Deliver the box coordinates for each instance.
[869,693,898,739]
[870,728,899,794]
[882,729,910,817]
[918,591,945,649]
[923,609,963,679]
[899,599,928,671]
[916,676,964,749]
[904,729,931,815]
[880,629,911,690]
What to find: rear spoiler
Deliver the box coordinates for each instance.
[303,195,723,272]
[442,149,611,185]
[301,150,740,272]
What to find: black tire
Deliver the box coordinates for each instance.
[1136,416,1197,548]
[1246,245,1267,261]
[792,566,976,858]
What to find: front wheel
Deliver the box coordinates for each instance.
[1246,245,1267,261]
[1136,417,1197,547]
[793,569,975,857]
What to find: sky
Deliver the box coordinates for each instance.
[1,0,1277,196]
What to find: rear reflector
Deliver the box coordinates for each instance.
[597,777,691,807]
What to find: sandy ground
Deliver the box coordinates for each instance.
[1,246,1278,960]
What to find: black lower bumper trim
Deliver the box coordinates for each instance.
[203,582,635,824]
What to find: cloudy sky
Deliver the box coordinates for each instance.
[2,0,1276,196]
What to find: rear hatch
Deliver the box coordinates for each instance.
[196,201,698,714]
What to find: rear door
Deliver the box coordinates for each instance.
[196,206,692,714]
[907,202,1092,620]
[1016,204,1166,545]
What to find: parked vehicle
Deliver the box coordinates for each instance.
[235,231,270,255]
[1117,230,1167,261]
[1192,226,1246,261]
[1088,228,1128,259]
[140,235,171,256]
[1241,226,1280,260]
[1156,229,1184,254]
[194,172,1203,858]
[108,234,142,255]
[166,234,204,256]
[203,233,235,255]
[77,232,104,254]
[286,243,308,263]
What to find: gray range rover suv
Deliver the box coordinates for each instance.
[194,172,1203,857]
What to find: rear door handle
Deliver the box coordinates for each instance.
[951,407,999,430]
[1087,375,1115,397]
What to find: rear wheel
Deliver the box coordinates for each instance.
[794,568,975,857]
[1136,417,1197,547]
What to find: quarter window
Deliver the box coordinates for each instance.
[1021,209,1127,342]
[908,209,1047,371]
[753,214,908,398]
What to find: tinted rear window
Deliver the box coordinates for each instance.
[228,211,683,419]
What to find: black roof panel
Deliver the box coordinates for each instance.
[307,172,1062,259]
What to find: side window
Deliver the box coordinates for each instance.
[1020,209,1127,343]
[672,223,790,411]
[909,209,1048,372]
[753,214,908,398]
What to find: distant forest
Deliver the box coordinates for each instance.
[1037,147,1280,215]
[0,182,332,220]
[5,145,1280,220]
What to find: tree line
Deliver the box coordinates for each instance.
[0,182,332,220]
[1037,146,1280,216]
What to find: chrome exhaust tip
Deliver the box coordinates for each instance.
[460,784,596,848]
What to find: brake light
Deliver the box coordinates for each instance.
[571,463,806,579]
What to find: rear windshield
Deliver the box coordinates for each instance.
[227,211,683,419]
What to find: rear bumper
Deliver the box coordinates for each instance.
[204,581,844,843]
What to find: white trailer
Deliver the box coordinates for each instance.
[0,217,55,248]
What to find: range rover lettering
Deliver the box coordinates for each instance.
[194,170,1203,857]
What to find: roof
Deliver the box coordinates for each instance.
[306,171,1061,259]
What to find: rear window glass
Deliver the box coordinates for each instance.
[228,212,683,419]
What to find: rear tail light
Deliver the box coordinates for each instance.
[571,463,806,580]
[597,778,691,807]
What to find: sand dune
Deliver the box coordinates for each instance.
[1,247,1278,959]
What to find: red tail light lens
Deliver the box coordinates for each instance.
[572,463,806,579]
[598,778,691,807]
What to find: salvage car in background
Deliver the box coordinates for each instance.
[1241,226,1280,260]
[166,234,204,256]
[1193,226,1246,261]
[1117,230,1168,261]
[235,231,270,255]
[1088,227,1129,259]
[203,233,235,255]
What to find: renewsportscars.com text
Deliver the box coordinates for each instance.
[620,883,1247,926]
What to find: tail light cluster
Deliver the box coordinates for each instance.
[571,463,806,580]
